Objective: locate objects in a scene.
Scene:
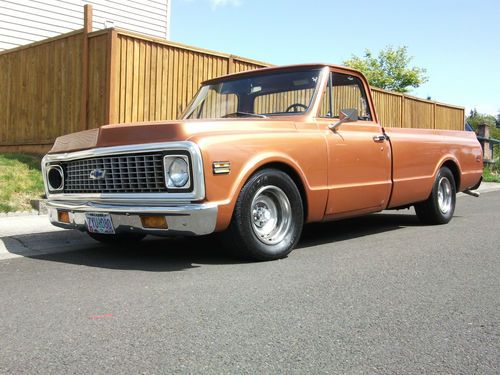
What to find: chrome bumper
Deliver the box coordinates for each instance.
[46,200,218,236]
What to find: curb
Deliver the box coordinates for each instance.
[30,199,48,215]
[0,210,40,217]
[0,199,47,217]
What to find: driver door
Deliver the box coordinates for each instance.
[317,71,392,218]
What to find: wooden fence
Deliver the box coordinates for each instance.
[0,30,84,153]
[372,88,465,130]
[0,5,465,154]
[109,29,264,125]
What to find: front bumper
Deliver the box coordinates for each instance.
[47,200,218,236]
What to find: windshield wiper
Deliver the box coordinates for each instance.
[223,111,268,119]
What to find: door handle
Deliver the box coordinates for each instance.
[373,135,386,143]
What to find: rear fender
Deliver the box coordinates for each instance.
[433,155,462,191]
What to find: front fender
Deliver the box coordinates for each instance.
[197,134,328,232]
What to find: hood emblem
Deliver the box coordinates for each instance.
[90,168,106,180]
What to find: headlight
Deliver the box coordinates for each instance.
[46,165,64,192]
[169,158,189,187]
[164,155,191,189]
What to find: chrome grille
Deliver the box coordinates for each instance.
[63,153,166,193]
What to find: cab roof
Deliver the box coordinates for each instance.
[202,63,365,85]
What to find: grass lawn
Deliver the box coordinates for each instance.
[0,153,45,212]
[483,164,500,183]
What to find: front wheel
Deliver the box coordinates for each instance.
[222,169,304,261]
[415,166,456,225]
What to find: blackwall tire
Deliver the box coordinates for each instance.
[415,166,456,225]
[223,168,304,261]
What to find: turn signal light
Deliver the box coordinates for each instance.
[141,215,168,229]
[58,211,70,223]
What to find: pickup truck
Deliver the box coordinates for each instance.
[42,64,483,260]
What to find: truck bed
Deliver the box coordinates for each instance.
[385,127,483,208]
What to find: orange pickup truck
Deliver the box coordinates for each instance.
[42,64,483,260]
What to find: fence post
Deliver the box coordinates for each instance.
[106,29,118,125]
[477,123,493,161]
[81,4,92,130]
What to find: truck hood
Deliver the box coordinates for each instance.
[48,119,298,154]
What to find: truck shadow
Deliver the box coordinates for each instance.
[298,211,421,249]
[5,234,234,272]
[3,211,421,272]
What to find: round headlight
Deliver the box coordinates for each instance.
[167,157,189,188]
[47,165,64,191]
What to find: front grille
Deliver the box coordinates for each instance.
[62,153,167,194]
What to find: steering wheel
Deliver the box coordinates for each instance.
[285,103,308,113]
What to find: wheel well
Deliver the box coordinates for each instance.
[255,162,308,218]
[442,160,461,191]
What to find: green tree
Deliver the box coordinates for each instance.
[467,109,496,129]
[343,46,428,93]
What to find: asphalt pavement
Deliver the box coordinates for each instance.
[0,189,499,374]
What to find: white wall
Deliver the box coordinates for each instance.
[0,0,171,51]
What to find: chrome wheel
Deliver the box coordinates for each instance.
[251,185,292,245]
[415,166,456,225]
[223,168,304,261]
[437,176,452,214]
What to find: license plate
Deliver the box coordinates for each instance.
[85,213,115,234]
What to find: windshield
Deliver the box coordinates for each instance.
[182,69,322,119]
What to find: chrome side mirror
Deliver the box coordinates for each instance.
[328,108,358,132]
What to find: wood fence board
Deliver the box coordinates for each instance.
[87,33,108,130]
[0,32,84,146]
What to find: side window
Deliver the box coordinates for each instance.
[318,78,332,117]
[331,73,371,120]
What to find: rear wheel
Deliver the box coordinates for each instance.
[222,168,304,261]
[415,166,456,225]
[87,232,146,244]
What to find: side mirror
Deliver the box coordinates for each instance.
[328,108,358,132]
